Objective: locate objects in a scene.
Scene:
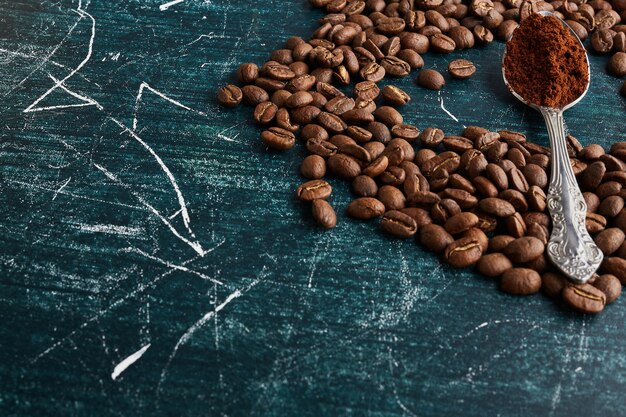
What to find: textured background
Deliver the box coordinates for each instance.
[1,1,625,416]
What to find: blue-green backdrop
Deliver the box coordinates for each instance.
[1,1,625,416]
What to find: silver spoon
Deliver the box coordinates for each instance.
[502,11,603,284]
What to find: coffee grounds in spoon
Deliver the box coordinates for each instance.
[503,13,589,108]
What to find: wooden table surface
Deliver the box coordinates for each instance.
[1,1,626,416]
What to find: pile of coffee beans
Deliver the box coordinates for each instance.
[217,0,626,314]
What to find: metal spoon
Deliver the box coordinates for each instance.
[502,11,603,284]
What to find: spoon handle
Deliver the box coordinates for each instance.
[540,108,603,283]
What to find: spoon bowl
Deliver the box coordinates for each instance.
[502,12,603,284]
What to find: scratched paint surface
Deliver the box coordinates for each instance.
[0,1,625,416]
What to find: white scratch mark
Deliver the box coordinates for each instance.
[52,177,71,200]
[74,223,144,237]
[24,1,97,113]
[124,245,225,285]
[438,91,466,128]
[159,0,185,11]
[111,344,151,381]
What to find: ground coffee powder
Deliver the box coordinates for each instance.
[504,14,589,108]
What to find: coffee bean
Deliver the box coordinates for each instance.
[489,235,515,252]
[521,164,548,188]
[505,236,545,263]
[463,227,489,253]
[236,63,259,84]
[241,85,269,106]
[500,268,542,295]
[541,272,568,298]
[581,161,607,190]
[261,127,296,150]
[608,52,626,77]
[420,224,454,253]
[473,176,498,198]
[443,136,474,153]
[374,106,403,127]
[419,127,445,148]
[527,186,547,212]
[306,138,338,158]
[485,163,508,190]
[301,155,326,179]
[601,257,626,284]
[353,80,380,100]
[378,185,406,210]
[360,62,386,82]
[431,33,456,53]
[448,59,476,79]
[527,223,549,246]
[477,253,513,277]
[508,167,529,193]
[478,197,516,217]
[391,124,420,142]
[296,179,332,202]
[318,111,348,133]
[352,175,378,197]
[595,228,626,256]
[380,56,411,76]
[217,84,243,107]
[597,181,623,200]
[286,91,314,109]
[381,210,418,238]
[505,212,527,238]
[449,26,475,49]
[431,199,461,223]
[312,199,337,229]
[417,69,445,90]
[563,284,606,314]
[397,49,425,69]
[584,192,601,213]
[444,236,483,267]
[443,188,478,209]
[327,153,361,179]
[382,85,411,106]
[599,196,625,218]
[275,108,299,132]
[253,101,278,124]
[474,25,494,44]
[579,144,605,160]
[444,212,479,234]
[290,105,321,125]
[593,274,622,304]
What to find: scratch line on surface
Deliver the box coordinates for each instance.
[131,82,206,132]
[438,91,465,127]
[111,344,151,381]
[158,272,266,394]
[159,0,185,11]
[24,1,96,113]
[52,177,72,200]
[30,255,202,364]
[110,118,196,239]
[395,392,419,417]
[124,246,225,285]
[75,223,144,237]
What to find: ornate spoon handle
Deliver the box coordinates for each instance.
[540,108,603,283]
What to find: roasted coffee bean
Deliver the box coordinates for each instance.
[499,189,528,212]
[387,138,414,162]
[329,134,355,148]
[417,69,445,90]
[378,185,406,210]
[449,174,475,194]
[542,272,569,298]
[306,138,338,158]
[360,62,386,82]
[444,236,483,267]
[236,63,259,84]
[477,253,513,277]
[579,144,605,160]
[595,228,626,256]
[270,90,292,107]
[430,33,456,53]
[339,143,371,164]
[302,124,328,142]
[584,192,601,213]
[478,197,515,217]
[485,163,508,190]
[505,236,545,263]
[599,196,625,218]
[597,181,623,200]
[400,207,432,229]
[600,154,626,172]
[312,199,337,229]
[431,199,461,224]
[474,25,494,44]
[608,52,626,77]
[444,212,479,234]
[521,164,548,188]
[500,268,542,295]
[527,223,549,246]
[421,151,460,177]
[364,142,386,161]
[317,111,347,133]
[443,136,474,153]
[380,56,411,76]
[397,49,425,69]
[593,274,622,304]
[346,126,372,143]
[217,84,243,107]
[362,155,388,177]
[506,212,527,238]
[342,108,375,124]
[296,179,332,201]
[602,257,626,284]
[286,91,314,108]
[587,212,609,234]
[261,127,296,150]
[420,224,454,253]
[382,85,411,106]
[347,197,386,220]
[327,153,361,179]
[374,106,403,127]
[443,188,478,209]
[381,144,406,167]
[449,26,475,49]
[448,59,476,79]
[392,124,420,142]
[301,155,326,179]
[489,235,515,252]
[581,161,607,189]
[527,186,547,212]
[381,210,418,238]
[367,122,392,143]
[290,106,321,125]
[473,176,498,198]
[253,101,278,125]
[462,227,489,253]
[508,167,529,193]
[474,211,498,232]
[419,127,445,149]
[353,175,378,197]
[275,108,299,132]
[353,80,380,100]
[563,284,606,313]
[241,85,269,105]
[379,166,407,186]
[523,211,550,228]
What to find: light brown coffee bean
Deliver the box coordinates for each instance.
[312,199,337,229]
[444,236,483,267]
[601,257,626,284]
[378,185,406,210]
[500,268,542,295]
[420,224,454,253]
[217,84,243,107]
[261,127,296,150]
[505,236,545,263]
[594,228,626,256]
[346,197,386,220]
[489,235,515,252]
[417,69,445,90]
[327,153,361,179]
[478,197,515,217]
[563,284,606,314]
[477,253,513,277]
[444,212,479,234]
[593,274,622,304]
[381,210,418,238]
[352,175,378,197]
[448,59,476,79]
[301,155,326,179]
[382,85,411,106]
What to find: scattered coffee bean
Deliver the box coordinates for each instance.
[217,84,243,107]
[444,236,483,267]
[477,253,513,277]
[448,59,476,79]
[381,85,411,106]
[312,199,337,229]
[300,155,326,179]
[261,127,296,150]
[563,284,606,314]
[417,69,445,90]
[347,197,386,220]
[296,179,332,201]
[381,210,418,238]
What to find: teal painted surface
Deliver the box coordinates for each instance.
[1,1,625,416]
